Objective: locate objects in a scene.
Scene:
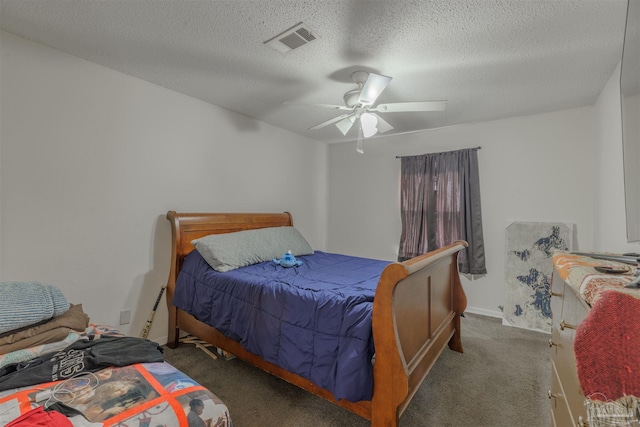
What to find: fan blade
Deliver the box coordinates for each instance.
[358,73,392,106]
[371,113,394,134]
[307,113,353,131]
[284,101,352,111]
[335,116,356,136]
[373,101,447,113]
[356,125,364,154]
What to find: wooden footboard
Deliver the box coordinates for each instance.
[371,241,468,425]
[165,211,467,426]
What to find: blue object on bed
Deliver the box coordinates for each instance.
[272,250,303,267]
[172,250,390,402]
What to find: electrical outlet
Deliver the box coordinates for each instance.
[119,309,131,325]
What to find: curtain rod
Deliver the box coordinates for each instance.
[396,146,481,159]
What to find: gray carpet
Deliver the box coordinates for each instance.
[162,313,551,426]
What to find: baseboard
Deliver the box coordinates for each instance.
[152,331,190,347]
[464,306,503,319]
[152,335,168,346]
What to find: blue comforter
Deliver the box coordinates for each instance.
[173,250,390,402]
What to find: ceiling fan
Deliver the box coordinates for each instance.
[292,71,447,153]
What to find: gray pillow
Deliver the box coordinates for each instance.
[192,226,314,272]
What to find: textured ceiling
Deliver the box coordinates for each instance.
[0,0,629,144]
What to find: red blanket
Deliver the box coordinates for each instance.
[574,290,640,400]
[6,407,71,427]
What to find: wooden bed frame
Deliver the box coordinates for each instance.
[165,211,468,426]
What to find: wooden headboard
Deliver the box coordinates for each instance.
[165,211,293,285]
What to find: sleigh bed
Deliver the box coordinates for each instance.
[165,210,468,426]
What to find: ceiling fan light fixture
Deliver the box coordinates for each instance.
[358,73,392,105]
[292,70,446,142]
[335,116,355,135]
[373,114,394,134]
[360,112,378,138]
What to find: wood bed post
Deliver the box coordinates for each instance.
[448,253,467,353]
[165,210,181,348]
[371,263,411,427]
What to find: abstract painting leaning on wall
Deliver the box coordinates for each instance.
[503,222,574,332]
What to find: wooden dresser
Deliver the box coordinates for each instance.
[549,252,640,427]
[549,270,590,427]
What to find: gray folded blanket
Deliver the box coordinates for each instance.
[0,281,70,334]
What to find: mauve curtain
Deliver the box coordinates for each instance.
[398,148,487,274]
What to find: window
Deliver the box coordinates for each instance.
[398,148,486,274]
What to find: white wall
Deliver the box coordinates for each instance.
[593,62,640,253]
[328,108,599,317]
[0,31,328,342]
[0,46,2,278]
[1,29,634,336]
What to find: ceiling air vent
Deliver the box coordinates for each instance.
[264,22,319,53]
